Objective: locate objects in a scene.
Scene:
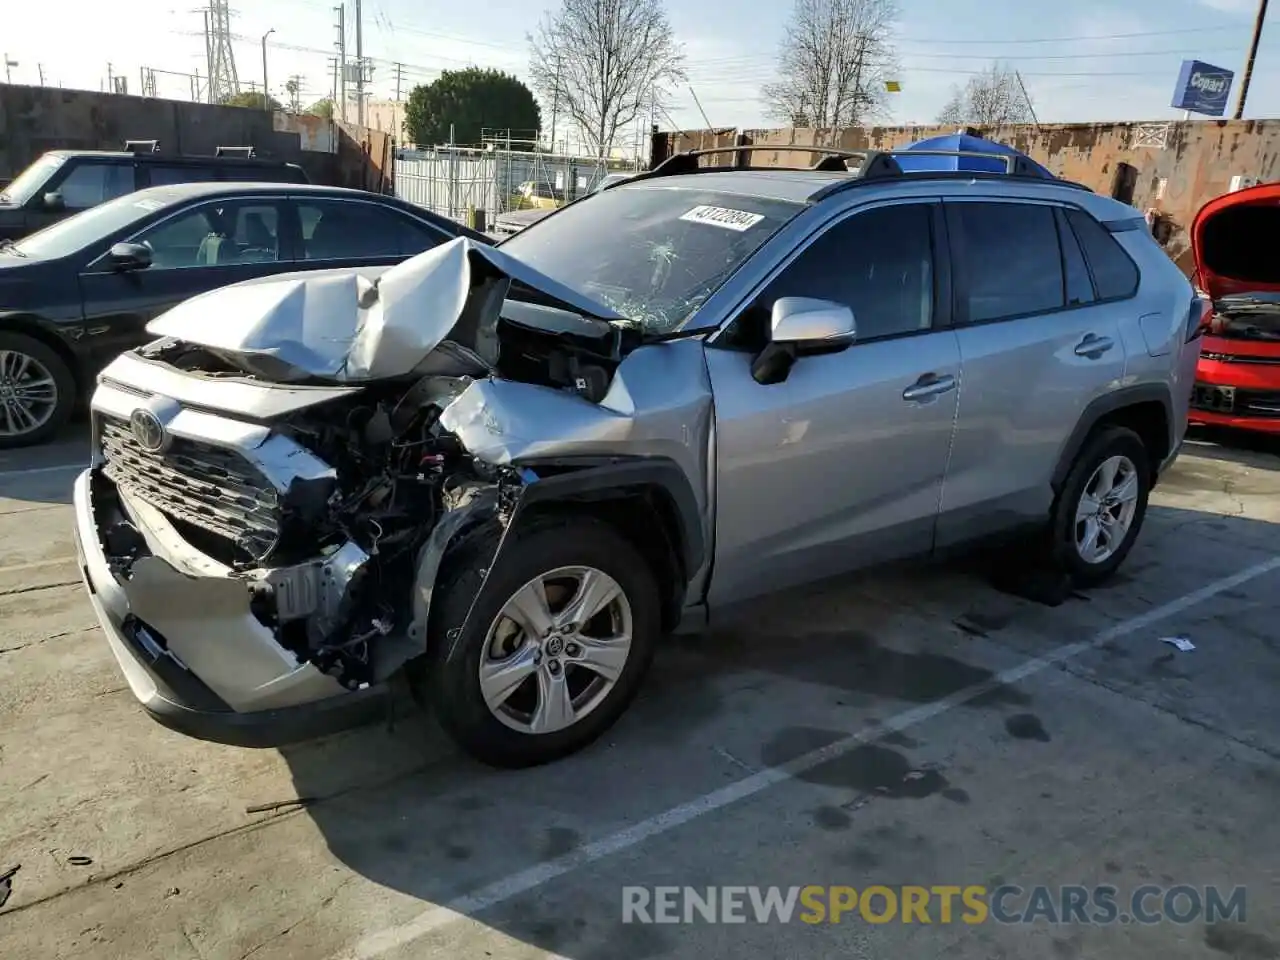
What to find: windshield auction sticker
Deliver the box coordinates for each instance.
[679,205,765,231]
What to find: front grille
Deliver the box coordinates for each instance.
[100,416,280,557]
[1239,389,1280,417]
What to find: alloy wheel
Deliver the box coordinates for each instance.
[0,349,59,440]
[1074,454,1140,565]
[478,565,634,735]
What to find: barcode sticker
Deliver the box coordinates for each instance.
[679,205,765,232]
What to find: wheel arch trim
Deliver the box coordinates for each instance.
[1051,383,1174,492]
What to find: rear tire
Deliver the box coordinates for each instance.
[0,331,76,449]
[1049,425,1151,586]
[418,517,661,768]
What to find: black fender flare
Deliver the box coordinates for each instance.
[1051,383,1175,491]
[511,455,706,578]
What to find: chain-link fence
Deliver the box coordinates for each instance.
[395,145,636,228]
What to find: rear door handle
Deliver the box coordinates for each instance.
[1074,333,1115,358]
[902,373,957,402]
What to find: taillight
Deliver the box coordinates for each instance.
[1186,294,1212,341]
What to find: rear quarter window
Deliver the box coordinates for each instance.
[1065,208,1140,300]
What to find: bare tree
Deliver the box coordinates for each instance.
[762,0,900,129]
[528,0,686,157]
[936,62,1035,126]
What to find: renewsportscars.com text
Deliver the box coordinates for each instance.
[622,884,1247,926]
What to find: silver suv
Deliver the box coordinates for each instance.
[72,146,1204,768]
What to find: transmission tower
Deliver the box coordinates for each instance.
[204,0,240,103]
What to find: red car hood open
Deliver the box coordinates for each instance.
[1191,182,1280,300]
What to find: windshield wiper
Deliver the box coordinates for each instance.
[0,239,27,257]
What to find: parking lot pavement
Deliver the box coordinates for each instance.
[1,431,1278,960]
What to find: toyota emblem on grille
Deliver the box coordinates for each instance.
[129,408,168,453]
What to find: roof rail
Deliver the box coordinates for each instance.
[640,145,905,181]
[640,143,1062,184]
[123,140,161,153]
[215,145,257,158]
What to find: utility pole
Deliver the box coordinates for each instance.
[394,62,404,101]
[203,10,214,102]
[3,55,16,85]
[261,28,275,107]
[37,64,45,86]
[1234,0,1270,118]
[1015,70,1040,130]
[689,85,712,128]
[335,4,346,122]
[354,0,364,126]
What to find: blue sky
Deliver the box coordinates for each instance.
[5,0,1279,137]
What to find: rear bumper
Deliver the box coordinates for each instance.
[72,469,388,747]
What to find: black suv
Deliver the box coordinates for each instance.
[0,144,308,241]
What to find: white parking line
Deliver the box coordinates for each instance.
[0,462,84,478]
[337,553,1280,960]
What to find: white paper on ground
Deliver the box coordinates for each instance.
[1160,636,1196,652]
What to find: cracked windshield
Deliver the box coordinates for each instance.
[498,188,802,333]
[4,0,1280,958]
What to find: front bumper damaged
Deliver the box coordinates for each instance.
[73,468,388,747]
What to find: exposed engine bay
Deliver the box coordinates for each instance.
[1211,291,1280,342]
[90,238,668,695]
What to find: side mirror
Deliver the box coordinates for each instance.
[751,298,857,386]
[42,191,65,212]
[771,296,857,344]
[108,242,152,271]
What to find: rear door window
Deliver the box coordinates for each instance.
[296,199,442,260]
[1065,208,1140,300]
[950,202,1065,323]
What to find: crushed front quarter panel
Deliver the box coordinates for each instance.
[435,337,716,610]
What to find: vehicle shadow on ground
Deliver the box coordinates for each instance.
[276,499,1279,959]
[1184,425,1280,470]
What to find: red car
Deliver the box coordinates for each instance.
[1188,182,1280,434]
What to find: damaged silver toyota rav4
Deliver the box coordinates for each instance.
[73,146,1204,767]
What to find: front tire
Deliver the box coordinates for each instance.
[1049,425,1151,586]
[420,517,661,768]
[0,331,76,449]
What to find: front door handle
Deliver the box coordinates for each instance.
[902,373,957,402]
[1074,333,1115,358]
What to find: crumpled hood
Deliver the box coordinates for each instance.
[145,236,627,383]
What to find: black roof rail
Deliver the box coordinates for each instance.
[215,145,257,158]
[640,143,1070,185]
[638,145,904,182]
[123,140,161,153]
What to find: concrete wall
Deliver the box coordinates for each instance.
[364,99,407,141]
[655,120,1280,273]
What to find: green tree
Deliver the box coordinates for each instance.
[403,68,541,148]
[222,91,283,111]
[305,98,334,119]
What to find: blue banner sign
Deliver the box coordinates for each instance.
[1172,60,1234,116]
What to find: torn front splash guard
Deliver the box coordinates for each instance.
[406,466,540,661]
